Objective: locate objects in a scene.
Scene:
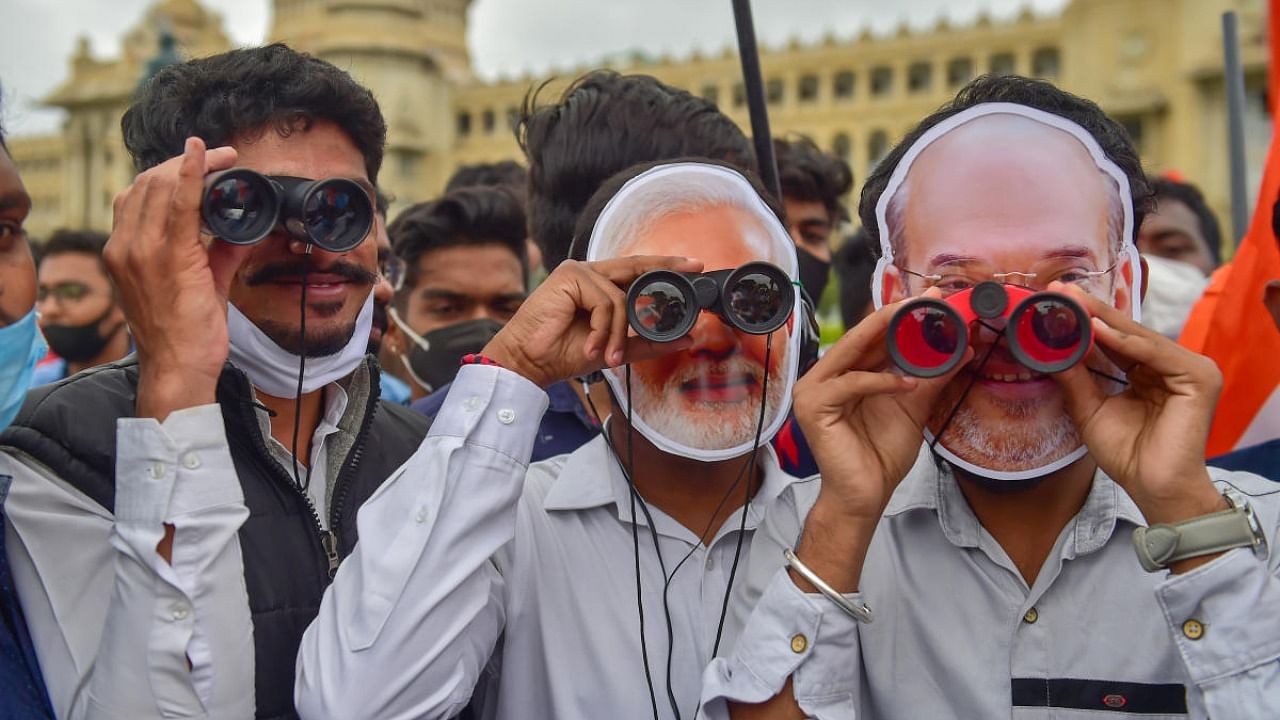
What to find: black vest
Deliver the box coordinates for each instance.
[1,357,430,720]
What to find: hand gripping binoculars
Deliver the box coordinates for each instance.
[887,281,1093,378]
[626,262,795,342]
[201,168,374,253]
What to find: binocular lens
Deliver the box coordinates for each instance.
[889,300,966,377]
[727,271,785,329]
[299,180,368,252]
[203,170,278,245]
[1009,294,1091,373]
[633,279,694,339]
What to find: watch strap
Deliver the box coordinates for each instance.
[1133,502,1257,572]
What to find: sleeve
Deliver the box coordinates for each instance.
[699,480,863,720]
[295,364,549,720]
[2,403,253,720]
[1155,473,1280,718]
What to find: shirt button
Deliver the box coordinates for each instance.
[1182,618,1205,640]
[463,396,482,411]
[415,508,428,524]
[497,408,516,424]
[790,634,808,654]
[181,452,201,469]
[1023,607,1039,624]
[148,462,166,479]
[171,603,190,621]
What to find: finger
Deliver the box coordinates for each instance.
[578,275,615,361]
[590,255,705,287]
[167,138,208,255]
[1048,356,1108,427]
[203,145,239,173]
[808,297,912,381]
[895,346,975,425]
[586,271,630,366]
[810,370,920,412]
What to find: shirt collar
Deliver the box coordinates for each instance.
[884,442,1147,555]
[542,429,793,534]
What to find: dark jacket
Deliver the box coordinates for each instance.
[1,356,430,720]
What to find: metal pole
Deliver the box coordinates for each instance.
[731,0,782,201]
[1223,11,1249,247]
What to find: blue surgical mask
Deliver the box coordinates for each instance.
[0,308,47,429]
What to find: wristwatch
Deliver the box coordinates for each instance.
[1133,488,1269,572]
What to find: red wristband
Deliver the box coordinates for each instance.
[460,353,504,368]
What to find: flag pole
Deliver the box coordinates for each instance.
[1223,11,1250,248]
[731,0,782,200]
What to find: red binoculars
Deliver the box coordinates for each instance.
[887,282,1093,378]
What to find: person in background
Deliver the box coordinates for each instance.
[445,160,542,277]
[369,188,413,405]
[773,136,853,304]
[30,229,131,386]
[1137,177,1221,276]
[833,229,876,329]
[0,88,56,720]
[381,186,528,403]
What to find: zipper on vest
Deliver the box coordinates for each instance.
[320,530,340,578]
[327,360,381,535]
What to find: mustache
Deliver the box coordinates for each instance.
[246,261,378,286]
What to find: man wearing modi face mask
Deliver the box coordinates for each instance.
[294,160,804,720]
[701,76,1280,720]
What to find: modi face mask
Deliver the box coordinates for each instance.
[871,103,1143,481]
[584,163,801,462]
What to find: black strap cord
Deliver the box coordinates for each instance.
[290,248,316,495]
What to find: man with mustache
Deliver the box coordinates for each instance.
[701,75,1279,719]
[294,160,804,719]
[0,44,429,719]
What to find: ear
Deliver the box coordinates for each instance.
[1112,254,1141,314]
[882,264,908,304]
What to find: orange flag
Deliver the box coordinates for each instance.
[1177,1,1280,455]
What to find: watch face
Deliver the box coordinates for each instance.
[1225,488,1269,559]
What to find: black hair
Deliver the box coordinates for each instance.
[569,157,786,264]
[38,229,111,275]
[1151,177,1222,266]
[859,74,1154,257]
[446,160,527,195]
[388,186,528,303]
[518,70,755,272]
[833,229,877,328]
[374,187,392,218]
[122,43,387,182]
[774,136,853,223]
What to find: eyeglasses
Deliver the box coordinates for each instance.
[36,282,93,304]
[379,252,406,292]
[897,259,1118,298]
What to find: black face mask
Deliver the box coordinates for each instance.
[393,314,503,394]
[42,305,124,364]
[796,246,831,304]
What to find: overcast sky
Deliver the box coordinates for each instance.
[0,0,1065,137]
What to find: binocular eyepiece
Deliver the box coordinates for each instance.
[888,281,1093,377]
[201,168,374,253]
[626,262,795,342]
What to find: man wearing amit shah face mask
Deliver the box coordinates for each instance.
[702,75,1280,720]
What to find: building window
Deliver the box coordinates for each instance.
[798,74,820,103]
[766,78,784,105]
[832,133,851,162]
[732,82,746,108]
[482,109,496,134]
[989,52,1017,76]
[702,84,720,105]
[1032,47,1060,78]
[908,62,933,94]
[947,57,974,88]
[871,66,893,97]
[457,111,472,137]
[833,71,856,100]
[506,106,520,131]
[867,129,890,171]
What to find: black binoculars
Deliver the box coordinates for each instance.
[201,168,373,253]
[626,262,794,342]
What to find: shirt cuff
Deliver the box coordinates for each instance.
[707,566,860,710]
[428,364,550,465]
[115,403,244,525]
[1157,547,1280,683]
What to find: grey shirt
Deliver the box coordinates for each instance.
[700,446,1280,719]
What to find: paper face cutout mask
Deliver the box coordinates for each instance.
[871,103,1143,481]
[584,162,801,462]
